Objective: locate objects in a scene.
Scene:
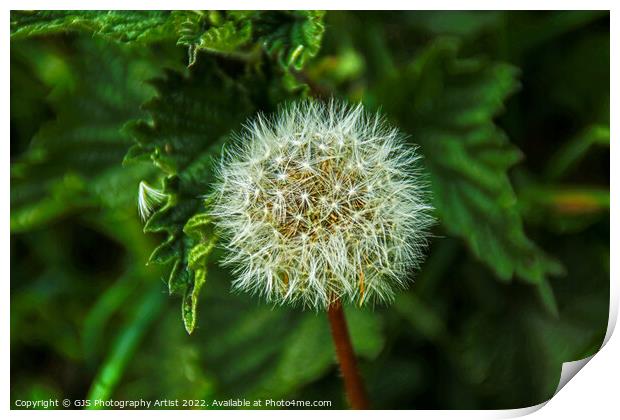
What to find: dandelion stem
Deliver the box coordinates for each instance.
[327,299,370,409]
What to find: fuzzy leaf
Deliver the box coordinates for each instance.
[375,38,563,293]
[183,213,212,240]
[148,236,180,265]
[11,11,326,72]
[187,239,216,271]
[253,11,326,70]
[182,267,208,334]
[125,58,253,333]
[10,10,173,42]
[173,11,254,65]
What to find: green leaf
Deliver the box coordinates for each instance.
[187,239,216,271]
[256,314,334,397]
[183,234,217,332]
[148,236,180,265]
[345,308,385,359]
[375,38,563,291]
[452,294,605,406]
[11,11,327,71]
[11,10,173,42]
[173,11,254,65]
[253,11,326,70]
[10,38,160,233]
[182,267,208,335]
[175,11,326,68]
[393,293,447,342]
[125,59,254,333]
[183,213,213,239]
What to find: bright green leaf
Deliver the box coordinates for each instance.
[11,10,173,42]
[124,58,254,333]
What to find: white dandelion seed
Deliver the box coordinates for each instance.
[138,181,167,221]
[209,100,435,309]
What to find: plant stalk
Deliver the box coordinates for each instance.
[327,299,370,409]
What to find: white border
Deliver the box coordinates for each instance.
[4,2,617,419]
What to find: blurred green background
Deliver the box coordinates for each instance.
[10,11,609,409]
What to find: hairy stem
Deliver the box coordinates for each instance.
[327,299,370,409]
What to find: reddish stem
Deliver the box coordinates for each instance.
[327,299,370,409]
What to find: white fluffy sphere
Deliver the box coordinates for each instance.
[210,100,434,309]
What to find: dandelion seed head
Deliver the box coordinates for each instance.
[210,100,434,309]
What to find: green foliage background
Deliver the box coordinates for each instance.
[10,11,609,409]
